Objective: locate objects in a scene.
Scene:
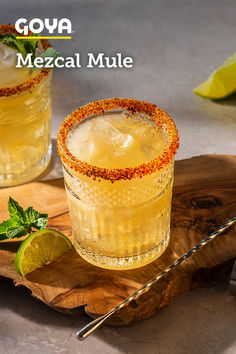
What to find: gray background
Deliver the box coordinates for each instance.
[0,0,236,353]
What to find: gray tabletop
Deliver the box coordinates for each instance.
[1,1,236,353]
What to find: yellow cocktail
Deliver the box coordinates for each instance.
[0,25,52,186]
[57,98,179,269]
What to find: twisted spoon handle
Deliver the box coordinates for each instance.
[77,217,236,340]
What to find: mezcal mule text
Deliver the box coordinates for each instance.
[16,53,133,69]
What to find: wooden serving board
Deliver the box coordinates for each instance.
[0,154,236,326]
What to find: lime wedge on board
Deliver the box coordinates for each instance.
[15,229,72,276]
[193,53,236,99]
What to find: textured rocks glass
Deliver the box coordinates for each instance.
[57,98,179,270]
[0,25,52,187]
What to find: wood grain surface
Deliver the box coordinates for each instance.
[0,154,235,325]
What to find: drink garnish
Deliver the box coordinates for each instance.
[0,32,60,65]
[14,229,72,276]
[0,197,48,240]
[193,53,236,99]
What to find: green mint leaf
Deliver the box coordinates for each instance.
[0,33,28,57]
[39,47,62,64]
[6,226,28,239]
[23,33,40,59]
[0,197,48,241]
[40,47,60,59]
[0,33,40,60]
[23,207,48,230]
[0,34,60,67]
[8,197,24,224]
[0,218,22,240]
[0,220,15,240]
[32,47,62,69]
[0,219,18,233]
[34,216,48,229]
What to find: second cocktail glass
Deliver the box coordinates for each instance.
[0,24,52,187]
[57,98,179,270]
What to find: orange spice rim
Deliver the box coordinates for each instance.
[57,98,179,182]
[0,24,51,97]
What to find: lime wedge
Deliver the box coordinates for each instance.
[193,53,236,99]
[14,229,72,276]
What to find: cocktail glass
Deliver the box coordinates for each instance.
[57,98,179,270]
[0,25,52,187]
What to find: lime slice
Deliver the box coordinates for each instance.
[14,229,72,276]
[193,53,236,99]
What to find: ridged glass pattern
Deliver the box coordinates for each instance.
[64,161,174,269]
[0,74,52,186]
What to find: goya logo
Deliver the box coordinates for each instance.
[15,18,72,39]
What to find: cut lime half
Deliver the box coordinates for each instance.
[193,53,236,99]
[15,228,72,276]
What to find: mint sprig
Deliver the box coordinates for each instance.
[39,47,61,61]
[0,33,40,60]
[0,197,48,241]
[0,33,60,65]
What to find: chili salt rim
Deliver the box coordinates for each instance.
[0,24,51,97]
[57,98,179,182]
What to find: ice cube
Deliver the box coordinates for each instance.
[76,137,96,162]
[93,119,134,153]
[0,43,17,68]
[0,43,33,87]
[67,123,97,163]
